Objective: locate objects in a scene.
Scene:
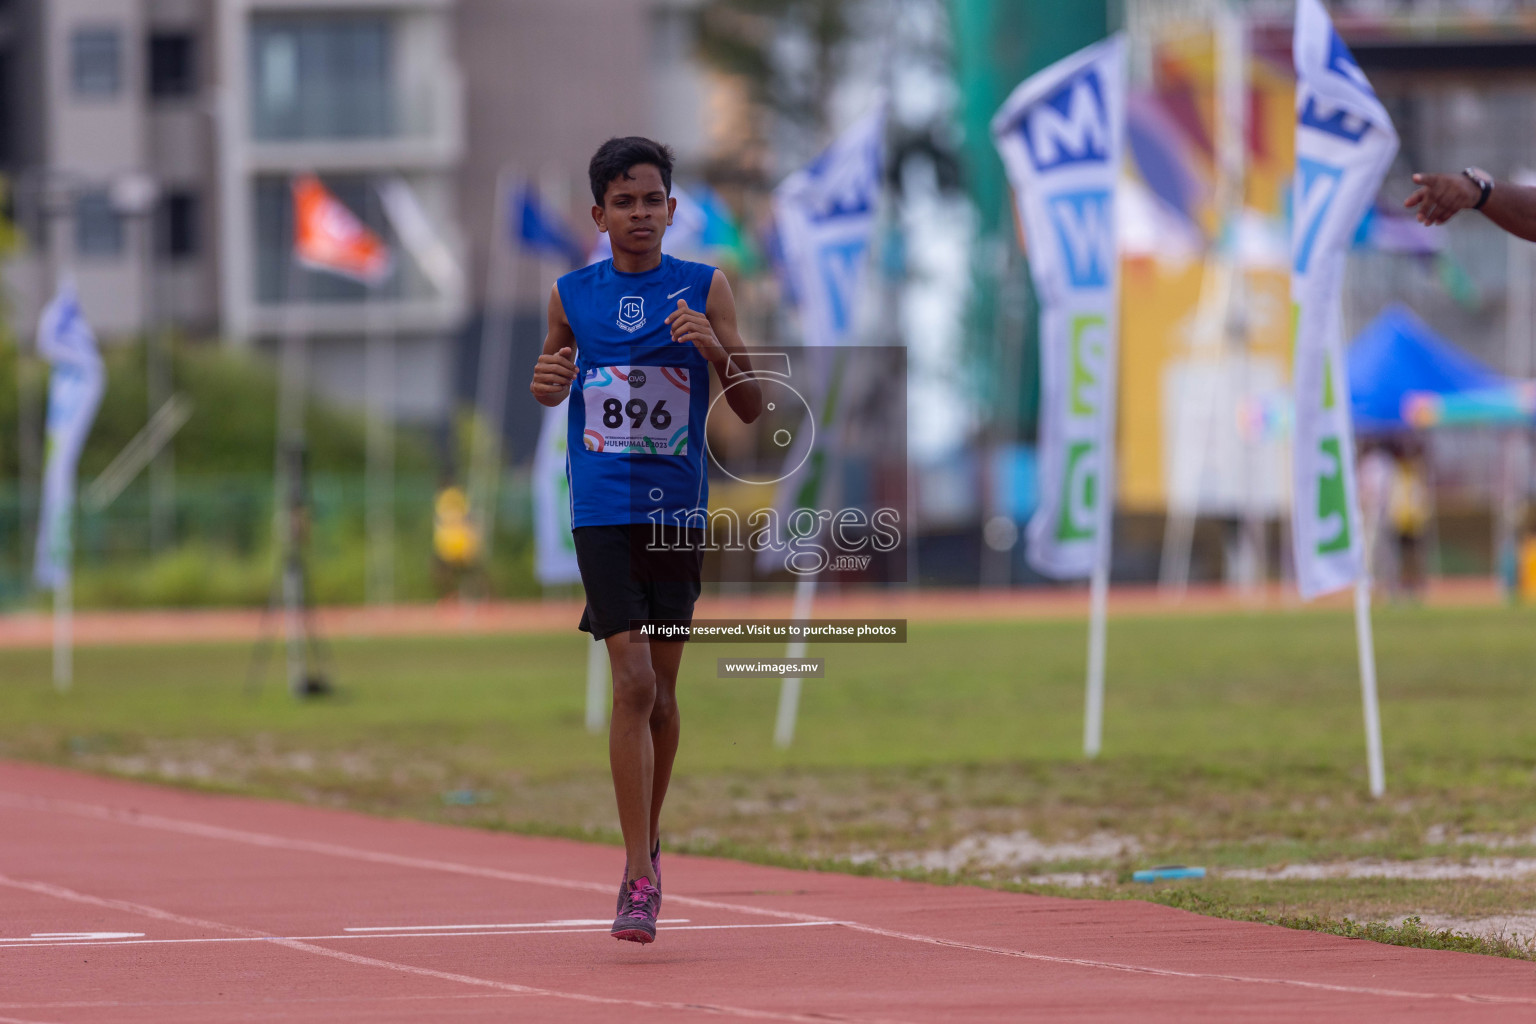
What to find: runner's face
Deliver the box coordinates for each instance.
[595,165,674,255]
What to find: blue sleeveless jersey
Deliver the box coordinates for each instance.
[559,254,717,528]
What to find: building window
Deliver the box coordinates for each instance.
[250,16,393,141]
[72,27,122,97]
[157,191,198,260]
[149,32,196,98]
[75,192,123,257]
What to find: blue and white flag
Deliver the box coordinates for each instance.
[992,35,1126,579]
[756,107,886,575]
[33,279,105,590]
[532,399,581,586]
[773,105,886,348]
[1291,0,1398,599]
[514,183,585,268]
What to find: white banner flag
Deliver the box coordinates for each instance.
[377,176,463,300]
[33,280,105,590]
[992,35,1126,579]
[1291,0,1398,599]
[755,107,886,575]
[532,398,581,586]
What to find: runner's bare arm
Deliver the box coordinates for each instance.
[530,284,578,407]
[664,269,761,424]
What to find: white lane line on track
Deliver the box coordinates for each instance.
[0,1015,65,1024]
[0,993,578,1013]
[342,918,683,931]
[5,789,1536,1010]
[834,920,1536,1008]
[0,920,839,949]
[0,873,907,1024]
[1,932,145,942]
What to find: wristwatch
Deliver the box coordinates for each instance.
[1463,167,1494,210]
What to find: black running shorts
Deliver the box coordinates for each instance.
[573,524,705,641]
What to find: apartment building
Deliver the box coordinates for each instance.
[2,0,734,424]
[223,0,466,419]
[2,0,467,421]
[1,0,195,339]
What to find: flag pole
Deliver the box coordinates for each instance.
[278,190,309,697]
[585,636,607,733]
[774,348,851,748]
[43,189,69,692]
[468,165,518,571]
[1083,560,1108,757]
[1353,577,1385,796]
[1084,293,1121,759]
[364,179,395,605]
[1339,344,1385,796]
[53,566,72,691]
[773,576,817,748]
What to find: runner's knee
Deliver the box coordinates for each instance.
[612,664,657,716]
[650,687,677,727]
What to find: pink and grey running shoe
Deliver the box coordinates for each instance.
[611,877,661,943]
[615,841,661,916]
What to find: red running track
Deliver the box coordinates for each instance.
[0,761,1532,1023]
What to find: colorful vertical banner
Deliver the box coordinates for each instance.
[1291,0,1398,599]
[773,104,886,350]
[533,398,581,586]
[33,280,105,590]
[992,34,1127,579]
[756,107,887,575]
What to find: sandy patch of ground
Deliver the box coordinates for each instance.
[1224,858,1536,882]
[1424,825,1536,850]
[850,830,1139,875]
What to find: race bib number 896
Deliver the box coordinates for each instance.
[581,365,692,455]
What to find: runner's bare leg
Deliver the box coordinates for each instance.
[647,640,685,853]
[607,631,657,885]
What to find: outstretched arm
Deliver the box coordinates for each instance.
[1404,172,1536,243]
[529,284,578,407]
[663,269,762,424]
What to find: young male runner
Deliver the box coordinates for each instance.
[529,137,762,944]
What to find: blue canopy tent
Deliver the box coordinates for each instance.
[1347,303,1508,432]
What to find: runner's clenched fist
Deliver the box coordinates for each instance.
[531,346,576,401]
[664,300,726,366]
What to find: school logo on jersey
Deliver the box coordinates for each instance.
[617,295,645,333]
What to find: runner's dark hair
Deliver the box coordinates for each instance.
[589,137,674,206]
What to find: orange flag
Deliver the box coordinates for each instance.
[291,174,391,284]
